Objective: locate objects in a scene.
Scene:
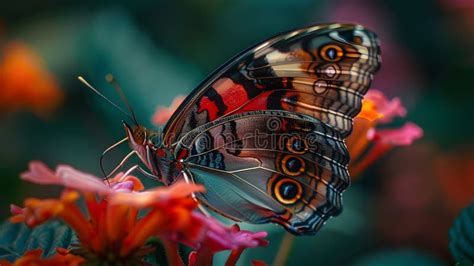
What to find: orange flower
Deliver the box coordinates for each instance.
[110,182,205,257]
[0,41,63,115]
[8,161,269,265]
[10,190,85,228]
[347,90,423,177]
[0,248,84,266]
[10,162,204,264]
[110,186,268,266]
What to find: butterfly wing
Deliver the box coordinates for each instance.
[162,23,381,234]
[174,110,349,235]
[163,23,381,146]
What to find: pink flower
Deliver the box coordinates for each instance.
[184,215,268,266]
[366,90,407,123]
[152,95,186,126]
[20,161,143,194]
[368,122,424,146]
[183,213,268,252]
[20,161,110,193]
[347,90,423,177]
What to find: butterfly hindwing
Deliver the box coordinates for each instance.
[163,23,381,146]
[174,110,349,235]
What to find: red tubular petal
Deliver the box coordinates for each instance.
[252,260,269,266]
[194,247,214,266]
[106,203,130,243]
[225,248,244,266]
[350,142,392,176]
[120,208,167,257]
[58,203,96,251]
[162,238,184,266]
[188,251,197,266]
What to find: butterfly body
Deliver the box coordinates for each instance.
[124,23,381,235]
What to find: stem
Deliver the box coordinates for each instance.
[273,232,295,266]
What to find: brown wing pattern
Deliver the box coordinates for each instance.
[174,110,350,235]
[163,23,381,146]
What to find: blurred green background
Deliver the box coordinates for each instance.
[1,0,474,265]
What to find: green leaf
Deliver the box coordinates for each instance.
[449,202,474,265]
[0,220,77,262]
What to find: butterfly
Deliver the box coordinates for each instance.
[89,23,381,236]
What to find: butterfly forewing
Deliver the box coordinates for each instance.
[163,23,381,145]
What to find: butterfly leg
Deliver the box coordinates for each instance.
[136,166,161,181]
[105,150,137,179]
[121,164,160,181]
[197,204,211,217]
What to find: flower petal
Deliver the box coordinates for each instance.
[152,95,186,126]
[178,212,268,253]
[10,204,24,215]
[369,122,424,146]
[252,260,268,266]
[358,98,384,121]
[9,204,25,223]
[21,162,110,193]
[188,251,197,266]
[366,89,407,123]
[110,182,204,208]
[105,204,130,243]
[111,180,135,192]
[4,248,84,265]
[56,165,110,193]
[20,161,61,185]
[110,174,144,191]
[120,208,167,256]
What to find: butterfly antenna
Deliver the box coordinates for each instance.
[105,74,140,126]
[78,76,134,121]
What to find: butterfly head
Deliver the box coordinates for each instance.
[77,75,168,182]
[123,121,164,179]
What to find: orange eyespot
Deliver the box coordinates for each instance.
[274,178,303,205]
[281,155,305,176]
[286,136,308,154]
[320,44,344,62]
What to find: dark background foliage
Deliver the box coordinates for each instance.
[1,0,473,264]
